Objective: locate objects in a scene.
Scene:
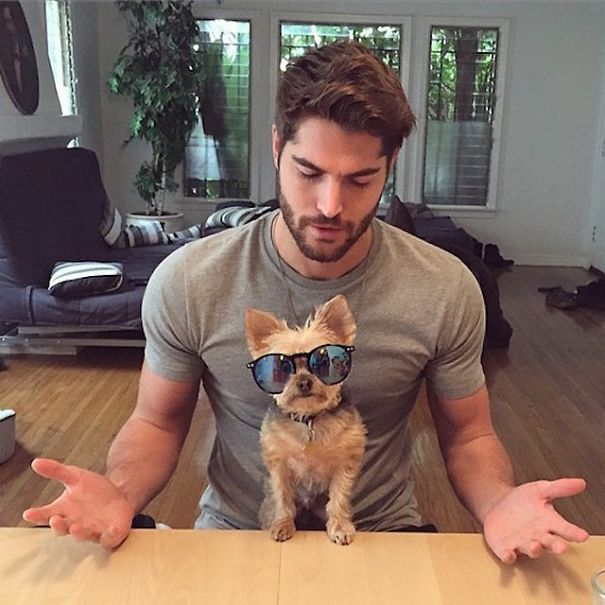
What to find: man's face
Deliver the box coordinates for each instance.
[273,117,393,264]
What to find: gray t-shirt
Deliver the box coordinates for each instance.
[142,211,485,530]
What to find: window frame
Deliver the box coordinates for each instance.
[45,0,78,117]
[184,7,262,208]
[409,16,509,213]
[268,12,413,206]
[185,16,253,201]
[184,10,508,215]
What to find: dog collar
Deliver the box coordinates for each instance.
[288,412,323,441]
[286,393,344,441]
[288,412,316,424]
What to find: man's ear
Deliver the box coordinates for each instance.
[271,125,280,169]
[389,148,400,173]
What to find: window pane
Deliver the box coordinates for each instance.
[423,26,499,206]
[46,0,77,116]
[185,19,250,199]
[280,22,402,203]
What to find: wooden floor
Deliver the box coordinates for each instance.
[1,266,604,534]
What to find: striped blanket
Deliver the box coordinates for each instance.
[100,200,270,249]
[100,204,202,249]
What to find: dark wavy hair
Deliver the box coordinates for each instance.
[275,41,416,163]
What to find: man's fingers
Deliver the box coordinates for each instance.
[31,458,79,487]
[523,540,544,559]
[540,478,587,500]
[69,524,99,543]
[496,548,517,565]
[25,459,132,549]
[539,533,569,555]
[550,518,590,543]
[99,524,129,550]
[49,515,69,536]
[22,503,58,525]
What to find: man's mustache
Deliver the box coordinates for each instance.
[300,215,343,227]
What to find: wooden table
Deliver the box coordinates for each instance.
[0,529,603,604]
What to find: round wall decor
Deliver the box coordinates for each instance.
[0,1,39,115]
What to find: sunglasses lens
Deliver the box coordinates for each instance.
[252,354,293,394]
[309,345,352,385]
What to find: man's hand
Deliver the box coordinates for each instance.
[483,478,589,564]
[22,458,134,550]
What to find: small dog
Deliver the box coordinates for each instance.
[245,294,366,545]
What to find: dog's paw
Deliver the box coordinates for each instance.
[270,518,296,542]
[326,519,355,545]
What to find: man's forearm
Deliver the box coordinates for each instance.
[445,434,515,524]
[105,416,185,513]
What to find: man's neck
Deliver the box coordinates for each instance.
[272,213,373,280]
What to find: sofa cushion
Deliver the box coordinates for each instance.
[204,204,273,233]
[48,261,124,299]
[0,148,110,287]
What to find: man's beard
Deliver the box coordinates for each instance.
[279,191,379,263]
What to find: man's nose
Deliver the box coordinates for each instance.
[317,179,344,218]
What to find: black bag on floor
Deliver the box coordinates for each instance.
[439,244,513,348]
[575,278,605,310]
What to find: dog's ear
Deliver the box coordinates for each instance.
[311,295,356,344]
[245,308,286,356]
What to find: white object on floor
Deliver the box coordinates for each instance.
[0,409,16,463]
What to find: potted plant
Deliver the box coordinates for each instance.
[107,0,205,217]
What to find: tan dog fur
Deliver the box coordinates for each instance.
[245,295,367,545]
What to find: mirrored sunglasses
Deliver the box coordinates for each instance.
[247,344,354,394]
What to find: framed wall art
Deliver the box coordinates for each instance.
[0,1,39,115]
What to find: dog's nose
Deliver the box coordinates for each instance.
[297,376,312,393]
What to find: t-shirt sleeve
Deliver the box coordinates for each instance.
[142,247,205,382]
[424,263,486,399]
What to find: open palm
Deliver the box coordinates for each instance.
[22,458,134,549]
[483,478,589,564]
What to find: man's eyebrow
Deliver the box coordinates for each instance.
[291,155,382,178]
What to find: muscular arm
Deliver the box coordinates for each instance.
[23,361,200,548]
[106,361,200,513]
[428,383,588,563]
[426,383,514,523]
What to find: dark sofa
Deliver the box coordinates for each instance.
[0,148,511,355]
[0,147,183,350]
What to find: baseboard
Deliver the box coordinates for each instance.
[511,253,590,268]
[0,343,80,355]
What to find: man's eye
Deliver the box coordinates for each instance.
[351,179,371,189]
[299,171,320,181]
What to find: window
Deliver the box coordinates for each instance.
[279,21,403,203]
[422,25,502,207]
[45,0,77,116]
[185,19,251,199]
[180,11,508,211]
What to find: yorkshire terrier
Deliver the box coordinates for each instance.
[245,294,367,545]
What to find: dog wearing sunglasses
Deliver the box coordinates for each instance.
[245,294,367,545]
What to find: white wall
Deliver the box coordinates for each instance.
[70,1,104,163]
[587,43,605,273]
[446,3,605,267]
[96,3,150,218]
[0,1,81,154]
[89,0,605,264]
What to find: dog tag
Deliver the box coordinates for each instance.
[307,418,315,441]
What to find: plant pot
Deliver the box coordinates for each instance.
[126,211,184,233]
